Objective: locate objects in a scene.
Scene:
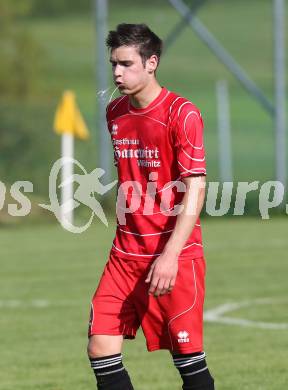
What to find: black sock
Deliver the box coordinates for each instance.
[173,351,215,390]
[89,353,134,390]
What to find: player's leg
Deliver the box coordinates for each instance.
[87,334,123,358]
[87,255,139,389]
[170,258,215,388]
[172,351,214,390]
[170,258,214,388]
[138,257,215,389]
[87,335,134,390]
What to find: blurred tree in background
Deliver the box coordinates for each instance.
[0,0,97,222]
[0,0,43,97]
[29,0,164,16]
[0,0,58,209]
[30,0,91,16]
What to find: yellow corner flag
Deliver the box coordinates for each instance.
[54,90,90,140]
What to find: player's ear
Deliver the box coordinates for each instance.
[146,55,158,74]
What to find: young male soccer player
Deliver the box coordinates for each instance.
[87,23,215,390]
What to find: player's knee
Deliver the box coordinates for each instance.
[87,336,105,358]
[87,335,122,359]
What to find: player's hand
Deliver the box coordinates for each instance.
[145,253,178,297]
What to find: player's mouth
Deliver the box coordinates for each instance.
[115,81,125,88]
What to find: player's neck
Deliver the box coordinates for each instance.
[129,80,162,109]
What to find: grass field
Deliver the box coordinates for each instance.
[1,217,288,389]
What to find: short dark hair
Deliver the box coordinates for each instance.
[106,23,163,67]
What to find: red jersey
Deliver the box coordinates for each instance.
[106,87,206,261]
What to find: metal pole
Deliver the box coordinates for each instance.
[168,0,275,116]
[95,0,111,181]
[163,0,207,53]
[61,134,74,227]
[216,80,233,183]
[274,0,286,190]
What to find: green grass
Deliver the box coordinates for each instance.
[1,217,288,389]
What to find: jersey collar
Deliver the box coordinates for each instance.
[128,87,169,115]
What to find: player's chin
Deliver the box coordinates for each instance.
[118,89,128,95]
[118,86,133,95]
[116,83,139,95]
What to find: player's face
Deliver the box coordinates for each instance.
[110,46,156,95]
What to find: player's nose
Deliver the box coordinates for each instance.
[113,64,121,77]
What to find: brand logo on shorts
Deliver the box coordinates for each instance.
[177,330,190,343]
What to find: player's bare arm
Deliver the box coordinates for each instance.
[145,175,206,297]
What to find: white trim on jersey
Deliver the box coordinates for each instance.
[145,176,182,195]
[113,112,167,127]
[138,114,167,127]
[112,243,162,257]
[112,241,202,258]
[111,95,127,111]
[181,147,206,162]
[178,161,207,175]
[177,101,200,119]
[179,170,207,176]
[117,205,176,216]
[169,96,183,115]
[183,242,203,249]
[128,90,170,115]
[117,224,201,237]
[117,227,174,236]
[168,96,185,125]
[183,111,204,150]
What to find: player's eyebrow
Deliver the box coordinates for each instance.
[109,59,133,66]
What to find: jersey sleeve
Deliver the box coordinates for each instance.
[173,103,206,178]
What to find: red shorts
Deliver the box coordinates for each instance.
[88,254,206,353]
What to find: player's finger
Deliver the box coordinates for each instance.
[170,278,176,289]
[167,279,176,294]
[160,280,171,295]
[148,276,159,295]
[154,279,165,297]
[167,286,173,294]
[145,268,153,283]
[145,264,155,283]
